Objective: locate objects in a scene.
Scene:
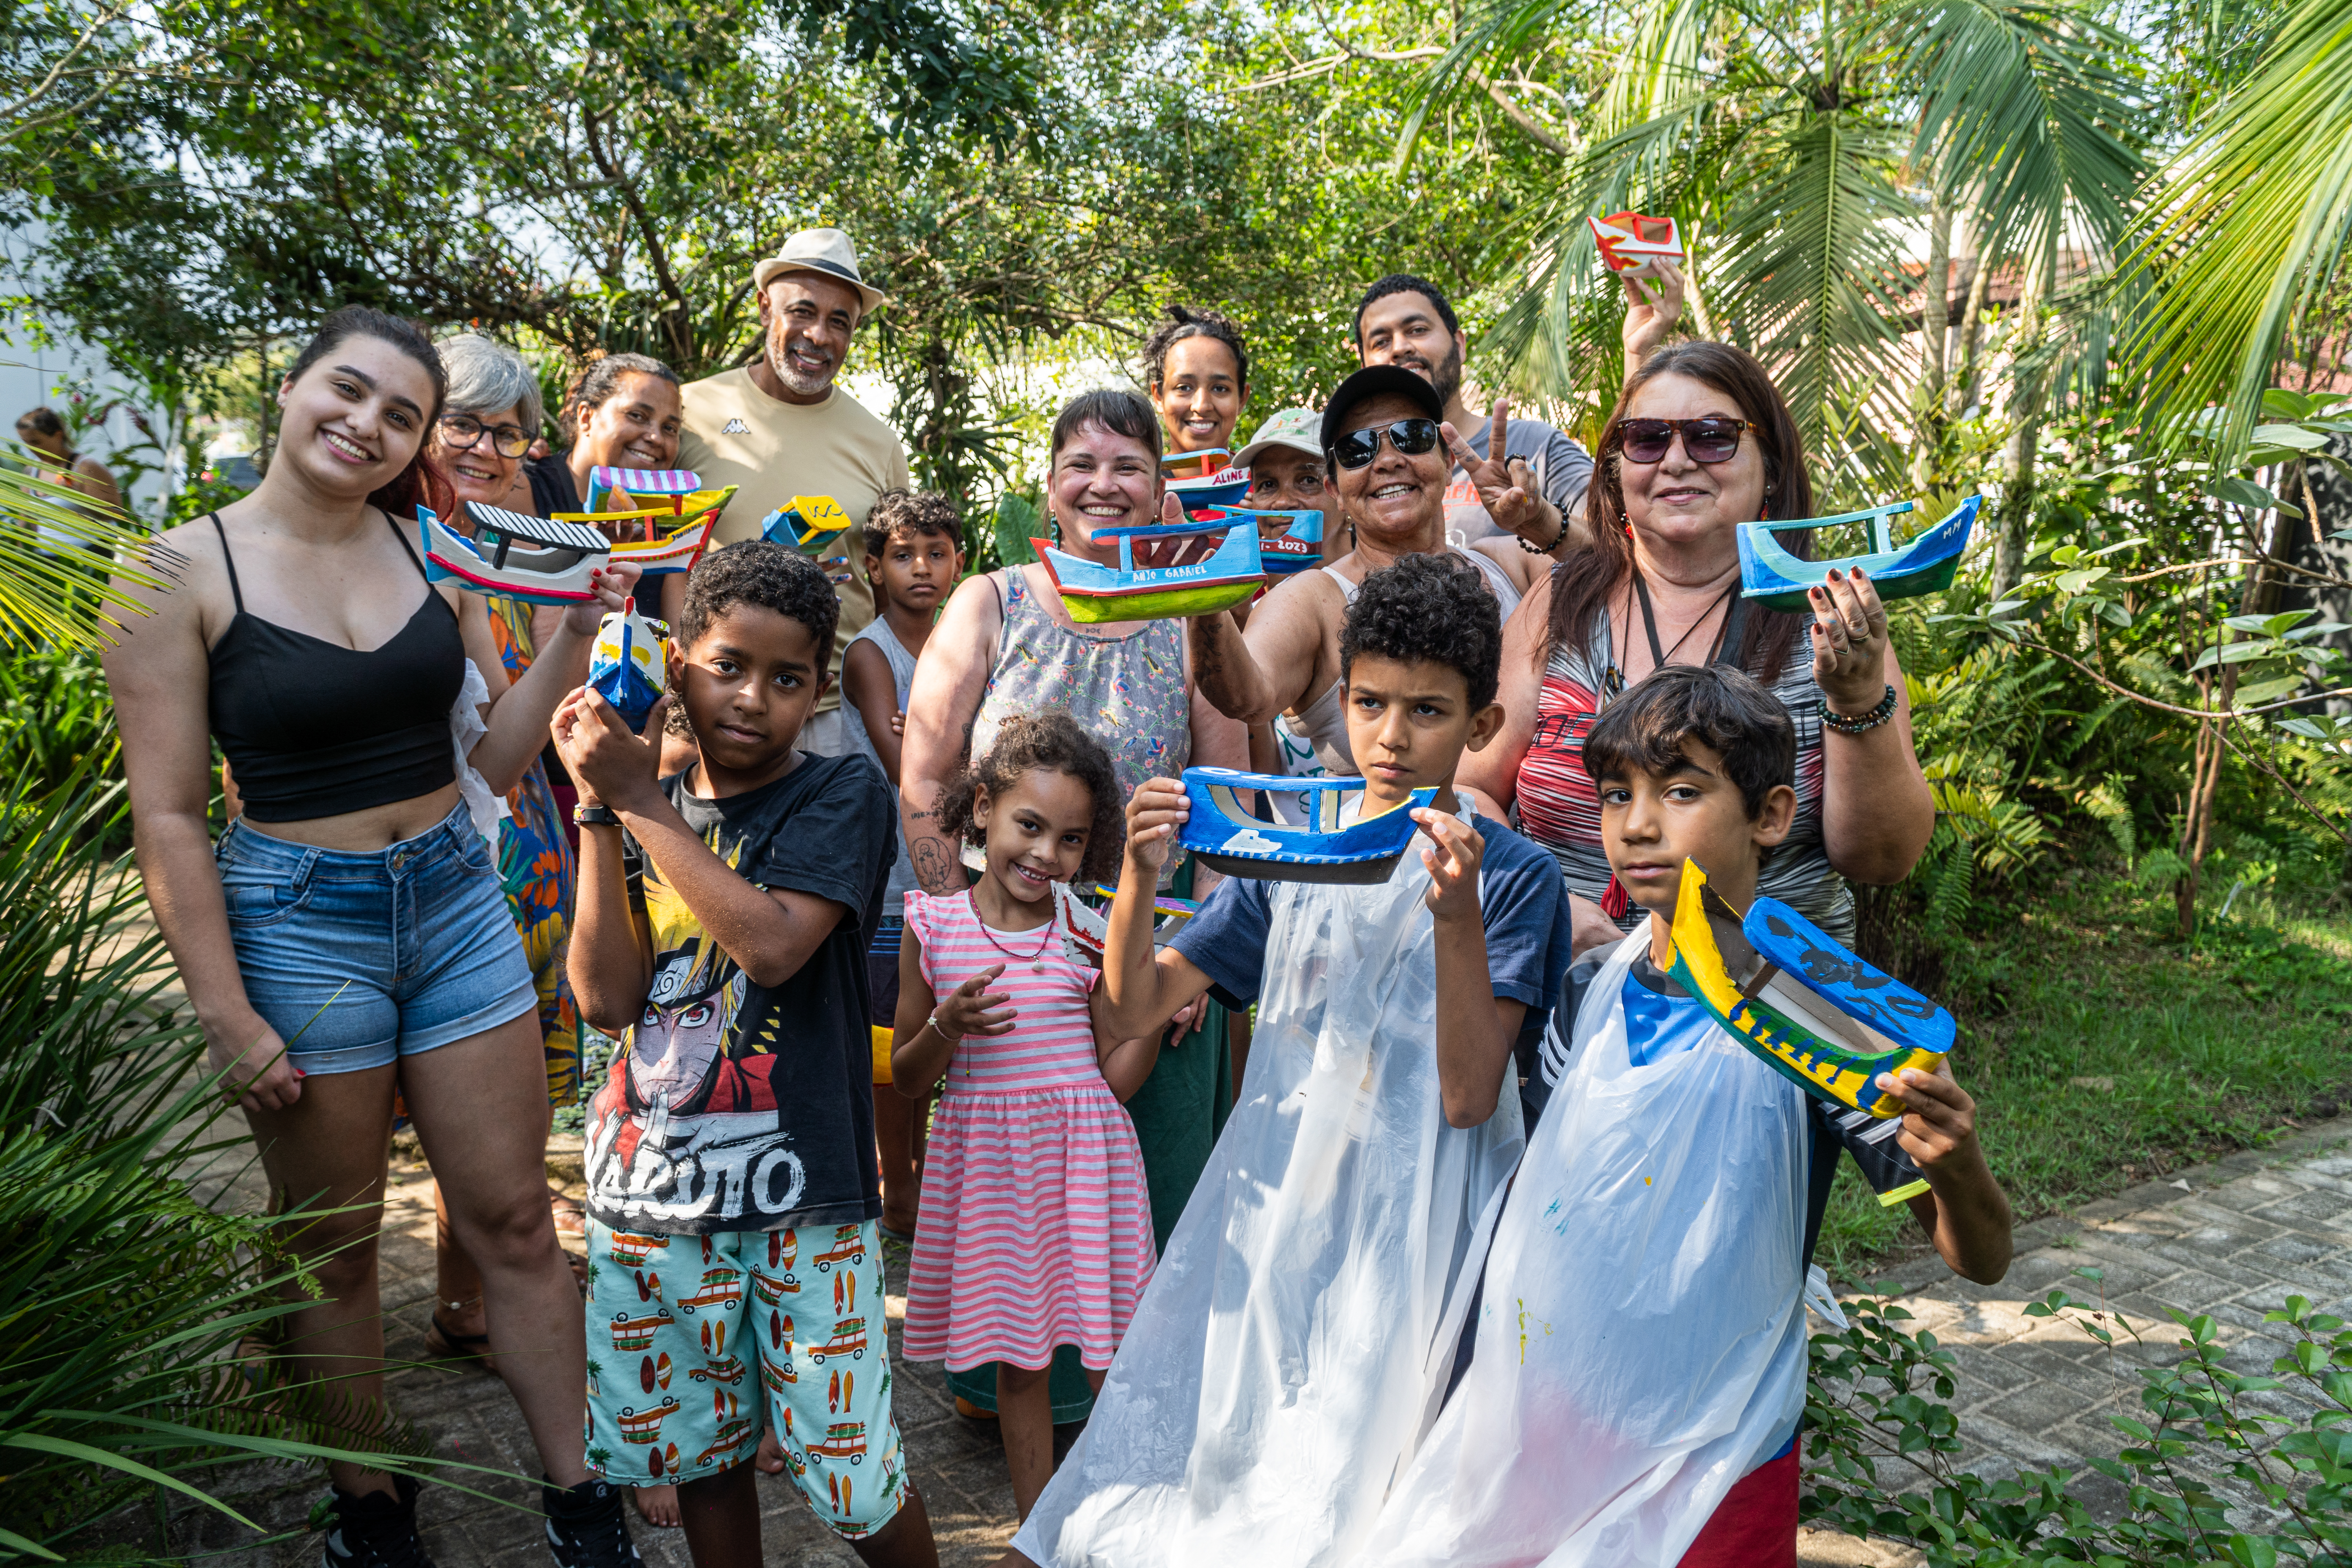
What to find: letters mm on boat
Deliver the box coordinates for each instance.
[419,504,612,605]
[1176,768,1437,884]
[1587,211,1684,277]
[760,495,856,556]
[1036,515,1265,623]
[1737,494,1982,614]
[1663,858,1951,1123]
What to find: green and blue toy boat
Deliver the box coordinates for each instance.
[1737,495,1981,613]
[1036,515,1265,623]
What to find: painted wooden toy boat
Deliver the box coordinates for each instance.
[1168,473,1252,513]
[1737,494,1981,613]
[418,504,612,605]
[1035,515,1266,622]
[1188,505,1325,575]
[1664,858,1950,1120]
[589,601,667,732]
[1587,211,1684,278]
[1051,882,1201,962]
[1176,768,1437,883]
[759,494,856,556]
[587,466,702,513]
[609,511,720,579]
[1162,448,1231,483]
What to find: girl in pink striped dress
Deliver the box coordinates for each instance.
[889,712,1158,1520]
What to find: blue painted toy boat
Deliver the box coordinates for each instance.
[1176,768,1437,884]
[1189,506,1325,575]
[759,495,856,556]
[1665,859,1951,1120]
[1738,495,1981,613]
[589,602,666,732]
[1036,515,1265,623]
[418,505,612,605]
[1162,448,1231,483]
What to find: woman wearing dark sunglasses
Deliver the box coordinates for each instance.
[1460,340,1935,956]
[1186,365,1555,783]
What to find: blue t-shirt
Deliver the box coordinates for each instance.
[1173,813,1573,1127]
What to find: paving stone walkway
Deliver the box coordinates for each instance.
[167,1111,2352,1568]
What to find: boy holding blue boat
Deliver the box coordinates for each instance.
[1359,663,2011,1568]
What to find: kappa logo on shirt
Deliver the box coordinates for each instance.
[721,418,750,434]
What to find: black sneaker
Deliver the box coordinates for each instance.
[320,1476,437,1568]
[541,1476,644,1568]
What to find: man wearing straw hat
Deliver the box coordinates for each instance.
[673,227,912,756]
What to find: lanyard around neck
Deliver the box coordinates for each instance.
[1630,570,1748,672]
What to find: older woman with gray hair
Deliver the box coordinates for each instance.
[417,334,592,1339]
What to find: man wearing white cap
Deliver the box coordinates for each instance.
[672,226,913,755]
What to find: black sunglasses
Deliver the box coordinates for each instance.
[1614,417,1750,466]
[439,412,533,459]
[1331,418,1441,471]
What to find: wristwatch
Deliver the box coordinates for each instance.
[573,803,622,829]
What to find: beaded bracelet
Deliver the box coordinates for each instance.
[1516,508,1566,555]
[1820,684,1898,734]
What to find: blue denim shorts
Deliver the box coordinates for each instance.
[215,805,538,1075]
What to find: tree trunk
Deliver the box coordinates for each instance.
[1948,237,1994,419]
[1992,239,2052,597]
[1911,196,1953,491]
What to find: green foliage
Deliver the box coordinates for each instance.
[1805,1277,2352,1564]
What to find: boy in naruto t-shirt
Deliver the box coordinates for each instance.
[557,542,937,1560]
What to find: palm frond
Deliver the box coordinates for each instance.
[2121,0,2352,456]
[0,443,161,651]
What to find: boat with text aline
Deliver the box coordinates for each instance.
[1663,858,1950,1120]
[1176,768,1437,884]
[1737,495,1981,614]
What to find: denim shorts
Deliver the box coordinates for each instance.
[215,804,538,1074]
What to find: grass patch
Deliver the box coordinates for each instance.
[1815,860,2352,1281]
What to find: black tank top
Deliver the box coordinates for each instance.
[206,512,466,822]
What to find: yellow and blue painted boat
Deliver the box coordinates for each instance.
[1737,495,1980,614]
[1663,859,1949,1118]
[759,494,856,556]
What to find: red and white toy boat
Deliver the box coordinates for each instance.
[1588,211,1684,278]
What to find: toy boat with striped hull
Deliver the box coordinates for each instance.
[1664,859,1950,1118]
[418,505,612,605]
[1036,516,1265,622]
[1176,768,1437,883]
[760,495,856,555]
[587,466,702,512]
[1738,495,1981,614]
[1187,505,1325,575]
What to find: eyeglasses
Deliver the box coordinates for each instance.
[1614,417,1750,466]
[1331,418,1441,472]
[438,413,532,459]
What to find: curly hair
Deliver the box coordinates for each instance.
[863,488,962,558]
[1340,552,1503,711]
[936,712,1124,884]
[1141,304,1249,395]
[677,540,842,668]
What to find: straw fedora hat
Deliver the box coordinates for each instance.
[750,228,888,314]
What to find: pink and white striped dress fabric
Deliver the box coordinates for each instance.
[900,888,1156,1372]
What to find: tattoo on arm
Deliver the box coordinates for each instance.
[911,838,959,895]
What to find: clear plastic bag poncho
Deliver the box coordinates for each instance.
[1012,819,1525,1567]
[1354,932,1812,1568]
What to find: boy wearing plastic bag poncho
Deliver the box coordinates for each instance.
[998,554,1570,1568]
[1358,665,2014,1568]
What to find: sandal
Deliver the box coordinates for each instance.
[423,1311,497,1376]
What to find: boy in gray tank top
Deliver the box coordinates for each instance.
[842,489,964,1236]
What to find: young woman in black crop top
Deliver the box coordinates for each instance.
[102,307,649,1568]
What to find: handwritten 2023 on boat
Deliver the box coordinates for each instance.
[1175,768,1438,884]
[1663,857,1950,1120]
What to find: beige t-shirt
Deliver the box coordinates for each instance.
[675,366,912,711]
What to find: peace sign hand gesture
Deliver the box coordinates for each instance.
[1441,400,1558,548]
